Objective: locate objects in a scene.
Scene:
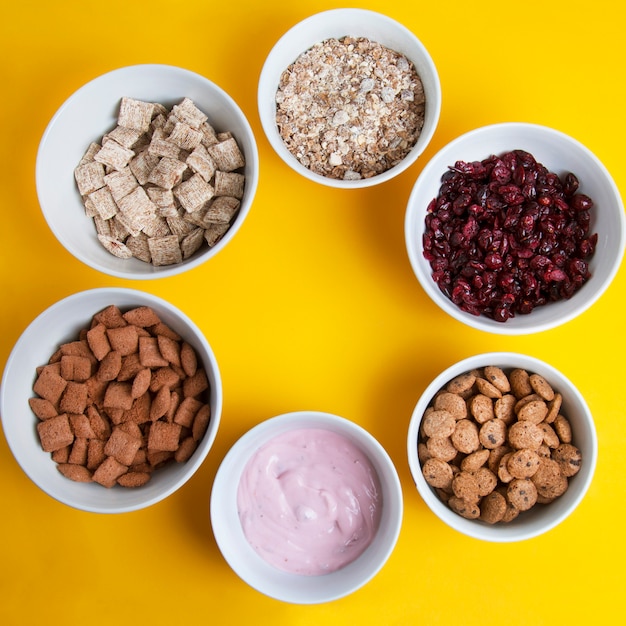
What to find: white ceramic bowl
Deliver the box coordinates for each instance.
[0,288,222,513]
[36,64,259,279]
[407,352,597,542]
[211,411,403,604]
[405,122,626,334]
[258,8,441,189]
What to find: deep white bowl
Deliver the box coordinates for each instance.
[405,122,626,334]
[258,8,441,188]
[407,352,597,542]
[36,64,259,279]
[211,411,403,604]
[0,288,222,513]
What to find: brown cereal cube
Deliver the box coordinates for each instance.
[122,306,161,327]
[139,336,169,368]
[87,439,107,470]
[118,97,154,132]
[105,427,143,465]
[69,413,96,439]
[147,449,174,468]
[97,350,123,381]
[117,353,144,381]
[180,341,198,377]
[131,368,152,399]
[68,437,89,465]
[175,436,198,463]
[37,414,74,452]
[59,382,88,414]
[165,389,181,423]
[33,365,68,405]
[87,405,112,440]
[93,305,127,329]
[148,421,182,452]
[52,445,70,463]
[149,366,181,392]
[106,325,139,356]
[173,396,204,428]
[28,397,58,420]
[183,367,209,398]
[86,323,111,361]
[117,471,151,488]
[92,456,128,488]
[149,386,171,421]
[60,355,92,382]
[57,463,93,483]
[149,321,181,342]
[124,392,151,424]
[103,381,134,410]
[157,335,181,367]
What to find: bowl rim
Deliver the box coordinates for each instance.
[210,410,404,603]
[257,7,442,189]
[36,63,259,280]
[0,286,223,513]
[404,121,626,335]
[406,351,598,542]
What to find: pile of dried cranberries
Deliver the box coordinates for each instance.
[422,150,598,322]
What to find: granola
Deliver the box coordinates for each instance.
[275,36,425,180]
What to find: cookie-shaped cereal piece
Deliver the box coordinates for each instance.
[426,436,458,462]
[451,419,480,454]
[508,420,544,450]
[553,414,572,444]
[497,452,515,483]
[475,377,502,399]
[506,478,538,511]
[552,443,582,477]
[418,442,431,464]
[479,419,507,449]
[494,394,517,424]
[434,392,467,420]
[529,373,555,401]
[507,449,541,479]
[452,471,481,502]
[461,448,490,472]
[488,445,511,474]
[422,409,456,438]
[474,467,498,496]
[469,394,494,424]
[480,490,507,524]
[544,392,562,424]
[509,368,533,399]
[531,457,568,499]
[446,371,477,395]
[538,422,560,449]
[448,496,481,519]
[422,458,454,490]
[483,366,511,394]
[516,398,548,424]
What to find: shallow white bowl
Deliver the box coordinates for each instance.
[0,288,222,513]
[37,64,259,279]
[211,411,403,604]
[258,8,441,188]
[407,352,597,542]
[405,122,626,334]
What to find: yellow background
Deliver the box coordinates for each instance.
[1,0,624,624]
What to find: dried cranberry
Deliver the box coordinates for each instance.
[422,150,597,322]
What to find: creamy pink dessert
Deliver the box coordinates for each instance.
[237,427,382,576]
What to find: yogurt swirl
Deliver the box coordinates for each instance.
[237,428,382,576]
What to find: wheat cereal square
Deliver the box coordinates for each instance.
[147,235,183,266]
[207,137,245,171]
[213,171,245,198]
[75,160,106,196]
[118,97,154,132]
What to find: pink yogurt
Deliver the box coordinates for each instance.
[237,427,382,576]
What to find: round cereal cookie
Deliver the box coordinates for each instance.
[479,418,507,449]
[446,371,477,395]
[529,373,555,401]
[422,457,454,489]
[418,442,431,463]
[497,452,515,483]
[461,448,490,472]
[516,399,549,424]
[508,420,544,450]
[538,422,560,449]
[426,436,458,462]
[488,445,511,474]
[552,443,582,477]
[434,391,468,420]
[474,466,498,496]
[536,443,551,458]
[509,368,533,399]
[480,490,507,524]
[475,377,503,399]
[501,500,520,522]
[469,394,495,424]
[530,457,567,499]
[553,414,572,443]
[484,366,511,393]
[494,394,517,424]
[448,496,481,519]
[514,393,544,413]
[422,409,456,438]
[452,471,481,502]
[451,419,480,454]
[545,392,562,424]
[507,448,541,479]
[506,478,538,511]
